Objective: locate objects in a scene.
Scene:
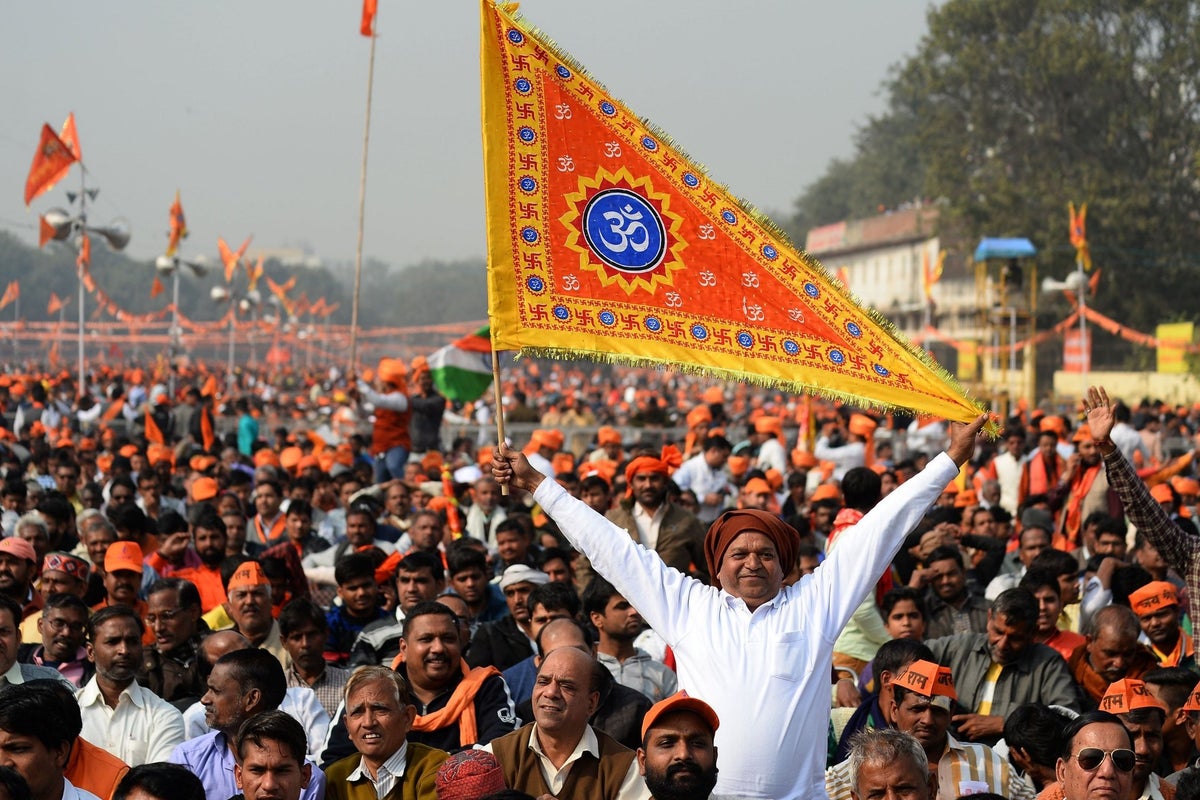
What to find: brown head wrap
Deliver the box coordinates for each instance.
[704,510,799,590]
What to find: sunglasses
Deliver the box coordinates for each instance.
[1072,748,1136,773]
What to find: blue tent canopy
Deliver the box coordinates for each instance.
[974,238,1037,260]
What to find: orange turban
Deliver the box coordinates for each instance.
[254,449,282,468]
[596,426,622,446]
[791,449,817,469]
[726,455,750,478]
[623,445,683,496]
[524,429,564,455]
[377,358,408,387]
[704,510,799,590]
[686,406,713,429]
[754,416,783,439]
[551,452,576,475]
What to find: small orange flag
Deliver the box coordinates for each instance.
[38,215,57,248]
[0,282,18,311]
[361,0,377,36]
[60,113,82,162]
[144,406,165,445]
[218,236,252,283]
[200,374,219,399]
[25,124,78,205]
[200,404,215,452]
[150,276,165,299]
[166,190,188,257]
[47,292,63,316]
[77,234,92,269]
[246,255,264,292]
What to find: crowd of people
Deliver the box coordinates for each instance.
[0,352,1198,800]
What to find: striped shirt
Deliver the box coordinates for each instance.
[346,742,408,800]
[286,663,351,718]
[1102,446,1200,656]
[826,734,1034,800]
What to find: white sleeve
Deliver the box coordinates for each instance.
[358,381,409,412]
[809,452,959,638]
[147,703,187,762]
[616,757,653,800]
[533,479,715,646]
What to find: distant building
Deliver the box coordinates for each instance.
[247,246,323,269]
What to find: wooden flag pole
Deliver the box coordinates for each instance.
[490,344,509,496]
[349,11,379,369]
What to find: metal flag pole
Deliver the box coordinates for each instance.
[349,7,379,370]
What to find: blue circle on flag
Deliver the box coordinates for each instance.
[599,310,617,327]
[507,29,524,44]
[762,245,778,261]
[518,127,536,144]
[641,136,658,152]
[691,324,709,341]
[582,188,666,273]
[645,316,662,333]
[682,172,699,188]
[599,101,616,116]
[783,339,799,355]
[521,227,539,244]
[519,177,537,194]
[736,332,754,349]
[804,282,820,298]
[526,276,545,293]
[514,78,532,95]
[829,349,846,365]
[552,305,570,321]
[555,65,572,80]
[874,363,890,377]
[846,321,862,338]
[721,210,737,225]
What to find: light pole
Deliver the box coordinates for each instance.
[210,286,261,393]
[40,203,130,394]
[155,253,208,397]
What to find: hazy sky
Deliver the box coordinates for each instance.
[1,2,935,270]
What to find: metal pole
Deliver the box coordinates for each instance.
[1009,307,1017,375]
[170,266,180,397]
[349,13,379,369]
[77,170,87,395]
[227,305,235,392]
[1077,258,1089,386]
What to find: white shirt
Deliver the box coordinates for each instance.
[814,438,865,481]
[755,437,788,474]
[76,678,186,766]
[1112,422,1151,464]
[992,451,1022,515]
[182,686,330,762]
[482,725,649,800]
[631,502,666,550]
[346,741,408,799]
[672,453,730,523]
[533,450,958,800]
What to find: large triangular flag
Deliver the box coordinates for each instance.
[480,1,985,424]
[24,124,78,205]
[0,282,18,311]
[428,325,496,403]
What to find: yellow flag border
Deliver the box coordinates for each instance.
[482,0,992,429]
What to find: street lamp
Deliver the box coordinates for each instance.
[210,286,262,392]
[155,253,208,396]
[1042,270,1089,382]
[41,204,131,393]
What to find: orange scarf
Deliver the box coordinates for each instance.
[1152,630,1194,668]
[387,657,500,747]
[1020,451,1062,501]
[1061,464,1101,548]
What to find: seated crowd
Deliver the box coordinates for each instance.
[2,374,1200,800]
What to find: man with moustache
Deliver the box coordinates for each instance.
[638,693,720,800]
[1050,711,1136,800]
[231,711,315,800]
[76,605,186,765]
[176,506,229,614]
[19,593,93,688]
[139,578,206,708]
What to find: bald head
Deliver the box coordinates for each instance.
[201,630,251,668]
[540,617,591,655]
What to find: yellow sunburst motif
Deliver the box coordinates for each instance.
[560,167,688,296]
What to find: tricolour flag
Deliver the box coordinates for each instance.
[24,123,78,205]
[166,191,188,257]
[480,1,986,424]
[428,325,495,403]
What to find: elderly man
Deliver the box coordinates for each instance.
[324,666,447,800]
[0,683,103,800]
[827,660,1032,800]
[77,605,186,765]
[638,692,720,800]
[1048,711,1136,800]
[21,552,89,643]
[233,711,317,800]
[225,562,290,668]
[1069,605,1159,708]
[485,646,650,799]
[492,414,988,800]
[845,728,933,800]
[170,648,325,800]
[927,589,1079,745]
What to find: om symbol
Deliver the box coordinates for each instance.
[664,292,682,308]
[561,274,581,291]
[603,142,622,158]
[787,308,805,323]
[742,271,760,288]
[557,155,576,173]
[582,188,666,273]
[742,298,765,321]
[554,103,572,120]
[697,224,715,240]
[697,271,716,287]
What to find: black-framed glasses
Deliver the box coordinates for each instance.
[1072,748,1136,773]
[46,617,86,633]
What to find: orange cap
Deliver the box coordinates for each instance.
[701,387,724,405]
[1072,425,1094,443]
[1100,679,1168,715]
[596,426,622,446]
[280,446,303,473]
[743,478,773,496]
[551,452,576,475]
[119,444,139,458]
[227,561,270,591]
[810,484,841,503]
[105,541,144,574]
[848,414,878,438]
[1128,581,1178,616]
[191,477,220,503]
[190,454,217,473]
[254,449,282,468]
[640,691,719,740]
[893,659,957,710]
[954,489,979,508]
[726,455,749,478]
[377,357,408,386]
[791,449,817,469]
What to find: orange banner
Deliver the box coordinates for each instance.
[25,124,77,205]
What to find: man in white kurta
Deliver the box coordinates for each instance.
[493,415,985,800]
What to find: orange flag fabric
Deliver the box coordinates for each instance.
[0,282,18,311]
[480,0,987,425]
[47,292,64,316]
[218,236,252,283]
[38,215,57,248]
[144,406,165,445]
[922,249,945,301]
[25,124,78,205]
[1069,201,1092,271]
[361,0,377,36]
[246,256,264,291]
[200,403,215,452]
[60,113,81,162]
[150,276,165,299]
[166,191,188,257]
[77,234,92,270]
